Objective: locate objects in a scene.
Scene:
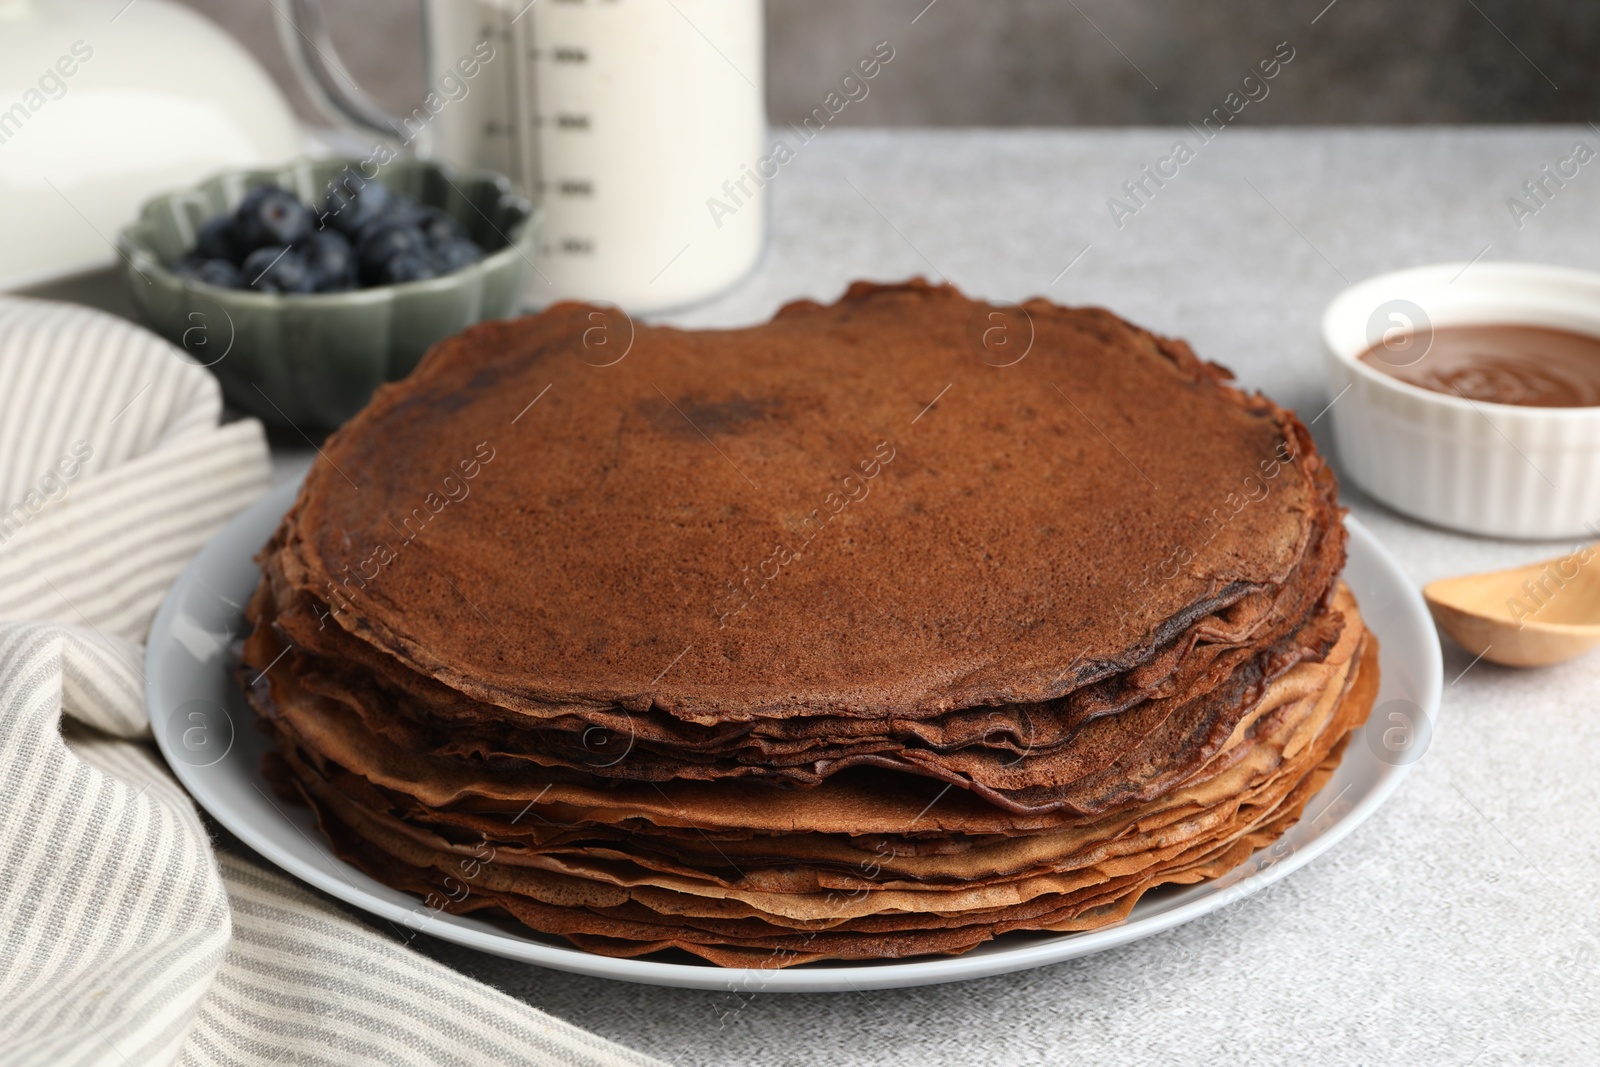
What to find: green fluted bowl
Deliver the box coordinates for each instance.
[117,158,538,429]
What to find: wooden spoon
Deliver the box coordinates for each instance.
[1423,543,1600,667]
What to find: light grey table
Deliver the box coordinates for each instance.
[266,128,1600,1066]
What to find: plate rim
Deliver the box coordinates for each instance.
[148,482,1442,993]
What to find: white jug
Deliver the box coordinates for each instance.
[280,0,766,313]
[0,0,301,290]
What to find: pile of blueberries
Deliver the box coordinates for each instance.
[174,172,487,293]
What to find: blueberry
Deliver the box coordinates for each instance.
[181,258,243,289]
[234,182,278,220]
[356,222,426,285]
[241,246,317,293]
[320,170,395,237]
[353,194,423,244]
[194,214,239,263]
[384,191,419,217]
[378,252,437,285]
[234,184,314,251]
[396,203,468,246]
[428,214,470,246]
[430,237,484,274]
[303,231,357,290]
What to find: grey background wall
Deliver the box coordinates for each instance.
[176,0,1594,127]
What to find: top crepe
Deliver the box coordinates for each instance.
[280,279,1335,724]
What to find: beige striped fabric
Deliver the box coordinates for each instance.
[0,297,660,1067]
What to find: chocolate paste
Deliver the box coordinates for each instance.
[1361,324,1600,407]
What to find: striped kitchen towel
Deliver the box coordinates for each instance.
[0,297,659,1067]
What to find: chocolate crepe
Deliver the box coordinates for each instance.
[240,280,1377,966]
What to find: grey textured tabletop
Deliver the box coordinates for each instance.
[268,128,1600,1066]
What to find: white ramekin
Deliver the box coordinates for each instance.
[1322,262,1600,539]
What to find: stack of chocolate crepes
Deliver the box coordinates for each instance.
[242,280,1378,968]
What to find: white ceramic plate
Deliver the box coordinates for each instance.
[148,480,1442,992]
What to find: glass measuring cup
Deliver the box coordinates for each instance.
[279,0,766,312]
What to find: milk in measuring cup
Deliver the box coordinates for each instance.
[423,0,766,313]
